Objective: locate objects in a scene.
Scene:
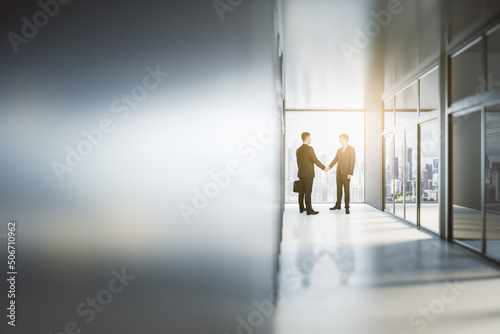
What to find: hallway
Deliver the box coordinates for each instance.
[274,204,500,334]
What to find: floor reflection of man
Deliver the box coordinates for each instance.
[293,222,316,287]
[332,222,355,286]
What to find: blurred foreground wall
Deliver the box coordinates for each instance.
[0,0,283,333]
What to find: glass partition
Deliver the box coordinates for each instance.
[486,106,500,259]
[451,39,484,104]
[405,128,418,224]
[452,111,483,249]
[385,135,394,213]
[394,132,405,217]
[420,68,439,114]
[420,122,440,232]
[487,26,500,88]
[396,82,418,124]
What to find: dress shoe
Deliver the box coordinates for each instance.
[330,205,341,210]
[307,210,319,215]
[345,208,350,214]
[299,208,305,213]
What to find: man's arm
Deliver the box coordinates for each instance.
[348,147,355,176]
[328,150,339,169]
[309,147,326,170]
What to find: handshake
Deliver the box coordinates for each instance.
[325,166,352,179]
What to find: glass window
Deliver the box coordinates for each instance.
[396,82,418,124]
[384,98,394,129]
[385,135,394,213]
[394,132,404,217]
[452,111,482,249]
[450,39,484,104]
[405,128,418,224]
[487,111,500,130]
[420,68,440,114]
[420,122,440,232]
[487,27,500,93]
[486,106,500,259]
[285,111,365,203]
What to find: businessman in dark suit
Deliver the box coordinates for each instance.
[327,134,356,214]
[296,132,326,215]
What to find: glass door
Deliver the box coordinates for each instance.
[451,110,483,250]
[405,128,418,224]
[385,135,394,213]
[486,106,500,259]
[394,132,405,217]
[419,121,440,232]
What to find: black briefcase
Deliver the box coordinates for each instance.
[293,180,302,193]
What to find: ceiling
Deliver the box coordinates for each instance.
[283,0,378,110]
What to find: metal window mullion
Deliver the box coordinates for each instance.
[482,107,486,255]
[417,125,421,229]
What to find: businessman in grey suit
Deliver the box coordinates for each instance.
[327,134,356,214]
[296,132,327,215]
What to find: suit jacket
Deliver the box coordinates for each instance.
[328,145,355,176]
[296,144,326,178]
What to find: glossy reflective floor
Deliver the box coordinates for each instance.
[274,204,500,334]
